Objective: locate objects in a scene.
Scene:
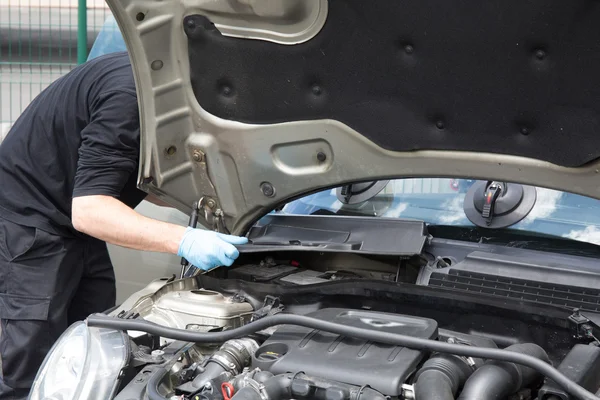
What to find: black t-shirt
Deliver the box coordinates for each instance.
[0,52,147,237]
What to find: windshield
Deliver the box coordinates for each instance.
[279,178,600,246]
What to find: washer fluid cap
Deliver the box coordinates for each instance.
[463,181,537,229]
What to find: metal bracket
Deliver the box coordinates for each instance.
[199,197,230,234]
[251,296,285,322]
[569,309,596,340]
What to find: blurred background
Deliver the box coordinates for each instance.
[0,0,111,137]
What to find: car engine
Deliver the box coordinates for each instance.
[108,272,600,400]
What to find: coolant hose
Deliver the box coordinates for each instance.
[458,343,550,400]
[414,354,474,400]
[86,314,600,400]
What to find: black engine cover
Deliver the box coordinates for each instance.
[251,308,438,395]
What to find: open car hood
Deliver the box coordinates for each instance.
[106,0,600,234]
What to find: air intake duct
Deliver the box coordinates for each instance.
[458,343,550,400]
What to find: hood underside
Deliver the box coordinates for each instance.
[107,0,600,233]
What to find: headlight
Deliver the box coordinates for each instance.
[28,321,129,400]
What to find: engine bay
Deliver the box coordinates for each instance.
[104,228,600,400]
[109,299,600,400]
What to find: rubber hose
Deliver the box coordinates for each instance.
[414,354,474,400]
[414,372,454,400]
[86,313,600,400]
[458,343,550,400]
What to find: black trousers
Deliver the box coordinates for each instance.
[0,218,116,400]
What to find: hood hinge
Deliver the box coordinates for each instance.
[197,197,230,234]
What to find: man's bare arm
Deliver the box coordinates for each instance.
[72,195,185,254]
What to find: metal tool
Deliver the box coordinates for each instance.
[180,201,200,278]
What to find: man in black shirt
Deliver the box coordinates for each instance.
[0,52,247,399]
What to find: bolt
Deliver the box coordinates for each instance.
[317,152,327,162]
[229,362,236,369]
[520,126,530,135]
[404,44,414,54]
[186,18,196,30]
[311,84,322,95]
[151,349,165,361]
[192,150,204,162]
[207,199,216,209]
[260,182,275,197]
[205,382,212,389]
[436,120,445,130]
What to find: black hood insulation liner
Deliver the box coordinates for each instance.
[185,0,600,167]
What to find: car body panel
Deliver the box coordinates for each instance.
[104,0,600,236]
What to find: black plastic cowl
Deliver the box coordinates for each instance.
[458,343,550,400]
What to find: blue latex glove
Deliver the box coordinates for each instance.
[177,228,248,270]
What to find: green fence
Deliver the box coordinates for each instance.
[0,0,110,138]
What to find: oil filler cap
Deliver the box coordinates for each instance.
[463,181,537,229]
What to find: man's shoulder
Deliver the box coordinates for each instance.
[86,52,137,98]
[87,51,131,69]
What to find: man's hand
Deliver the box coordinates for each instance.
[177,228,248,270]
